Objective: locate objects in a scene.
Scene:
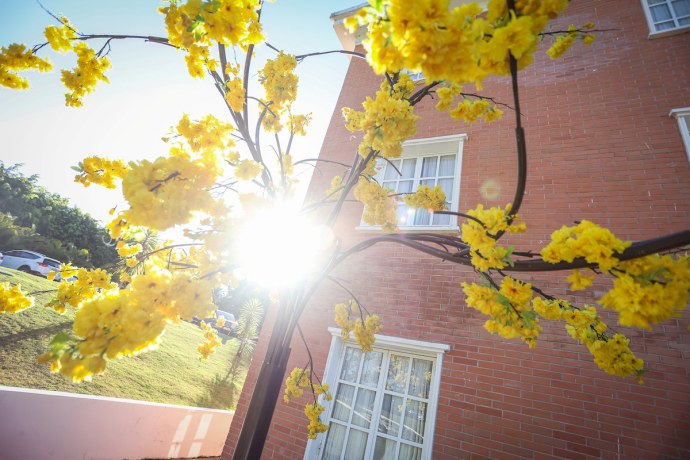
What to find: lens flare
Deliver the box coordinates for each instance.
[235,205,333,288]
[480,179,501,201]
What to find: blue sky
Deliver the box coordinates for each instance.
[0,0,356,223]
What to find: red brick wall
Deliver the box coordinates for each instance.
[223,1,690,458]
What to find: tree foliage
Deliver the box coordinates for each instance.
[0,162,118,268]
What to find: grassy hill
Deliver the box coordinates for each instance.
[0,268,248,410]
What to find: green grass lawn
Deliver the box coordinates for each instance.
[0,268,249,410]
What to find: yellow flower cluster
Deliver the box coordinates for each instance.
[448,98,504,123]
[257,52,299,133]
[326,176,343,199]
[334,300,382,352]
[353,179,398,232]
[53,266,116,314]
[463,277,540,348]
[461,203,526,271]
[41,267,217,381]
[547,24,596,59]
[342,74,418,159]
[117,146,223,231]
[44,18,77,53]
[599,254,690,329]
[0,282,34,314]
[224,78,245,112]
[347,0,571,89]
[547,25,577,59]
[567,269,595,291]
[162,0,263,49]
[541,220,631,272]
[353,314,382,353]
[116,240,142,258]
[197,320,222,359]
[288,113,311,137]
[0,43,52,90]
[562,304,644,383]
[305,402,329,440]
[234,159,264,181]
[160,0,263,78]
[61,42,111,107]
[403,185,447,211]
[283,367,332,439]
[531,297,568,320]
[176,113,236,155]
[284,367,311,403]
[74,156,128,189]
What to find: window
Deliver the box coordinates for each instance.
[641,0,690,36]
[670,108,690,161]
[305,328,449,460]
[358,134,466,231]
[401,69,424,82]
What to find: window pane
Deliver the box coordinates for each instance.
[438,178,453,200]
[360,351,383,387]
[399,443,423,460]
[438,154,456,176]
[333,384,356,422]
[352,389,376,428]
[651,4,672,21]
[420,156,437,178]
[373,437,397,460]
[340,347,362,382]
[386,355,411,392]
[655,19,676,29]
[648,0,665,4]
[401,400,427,444]
[344,429,368,460]
[398,180,414,193]
[672,0,690,17]
[680,15,690,24]
[413,208,431,226]
[409,359,433,398]
[384,160,401,180]
[431,212,450,226]
[321,423,347,460]
[397,205,414,226]
[401,158,416,179]
[378,394,404,436]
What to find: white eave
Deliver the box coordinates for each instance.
[330,3,368,52]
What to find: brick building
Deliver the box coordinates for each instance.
[224,1,690,458]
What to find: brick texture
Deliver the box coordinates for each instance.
[223,1,690,458]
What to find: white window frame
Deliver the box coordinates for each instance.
[670,107,690,162]
[356,133,467,233]
[640,0,690,38]
[304,328,449,460]
[401,69,425,83]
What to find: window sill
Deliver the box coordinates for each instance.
[355,225,460,233]
[648,24,690,39]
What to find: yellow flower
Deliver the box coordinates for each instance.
[567,269,594,291]
[234,159,263,181]
[225,78,245,112]
[44,18,77,53]
[403,185,447,211]
[0,43,52,90]
[0,282,34,314]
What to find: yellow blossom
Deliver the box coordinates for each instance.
[567,269,595,291]
[0,282,34,314]
[234,159,263,181]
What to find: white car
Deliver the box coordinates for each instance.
[0,250,62,278]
